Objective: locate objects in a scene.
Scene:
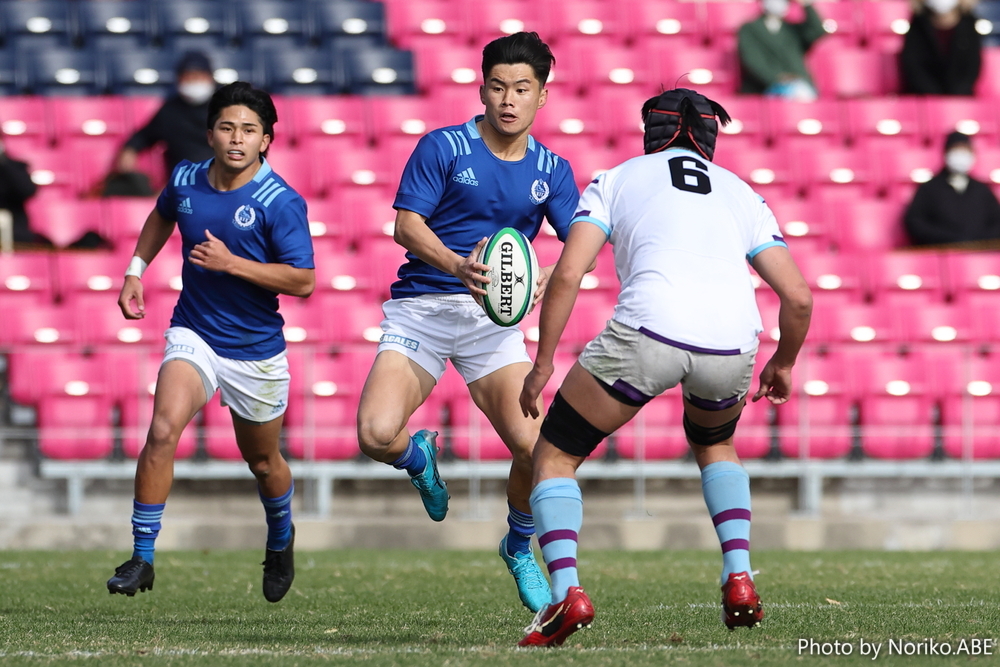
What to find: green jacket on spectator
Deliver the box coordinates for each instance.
[738,4,826,94]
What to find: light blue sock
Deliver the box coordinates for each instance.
[260,482,294,552]
[701,461,753,584]
[505,503,534,556]
[530,477,583,605]
[131,500,164,564]
[391,436,427,477]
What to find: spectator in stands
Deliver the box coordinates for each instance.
[112,51,217,186]
[904,131,1000,245]
[737,0,826,101]
[0,132,51,248]
[900,0,982,95]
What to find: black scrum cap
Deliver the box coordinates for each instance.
[641,88,731,160]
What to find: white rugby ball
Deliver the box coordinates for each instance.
[478,227,539,327]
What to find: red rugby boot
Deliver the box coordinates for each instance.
[721,571,764,629]
[518,586,595,647]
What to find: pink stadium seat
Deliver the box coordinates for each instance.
[383,0,468,49]
[288,96,368,143]
[411,42,483,93]
[938,352,1000,459]
[48,97,128,140]
[563,290,615,349]
[657,44,738,98]
[857,351,936,459]
[12,145,78,198]
[124,96,163,135]
[102,196,158,242]
[115,350,197,459]
[860,0,910,52]
[312,250,380,297]
[33,352,115,459]
[793,252,865,302]
[0,301,79,347]
[943,251,1000,301]
[810,298,897,345]
[70,293,165,346]
[279,294,331,345]
[845,98,922,145]
[714,145,796,201]
[541,0,625,45]
[865,251,947,304]
[920,97,998,144]
[596,87,657,149]
[616,388,687,459]
[975,46,1000,99]
[704,1,763,49]
[551,142,627,191]
[795,145,878,199]
[303,198,350,243]
[316,292,386,344]
[367,95,449,144]
[52,250,123,300]
[0,96,48,141]
[308,140,397,200]
[26,197,104,249]
[466,0,544,44]
[778,350,856,458]
[0,251,55,303]
[343,190,397,245]
[826,198,908,252]
[711,95,770,146]
[767,98,847,148]
[876,144,940,202]
[284,349,366,460]
[375,134,424,184]
[571,42,660,97]
[528,96,605,146]
[139,240,186,297]
[813,0,862,45]
[260,146,316,198]
[767,197,829,251]
[972,293,1000,344]
[61,136,122,195]
[893,300,975,345]
[808,44,888,98]
[626,0,704,48]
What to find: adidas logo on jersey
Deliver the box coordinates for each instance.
[178,197,193,215]
[453,167,479,186]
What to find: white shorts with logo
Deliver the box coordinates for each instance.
[578,319,757,410]
[162,327,290,422]
[377,294,530,383]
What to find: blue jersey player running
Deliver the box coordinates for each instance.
[356,32,579,613]
[107,82,315,603]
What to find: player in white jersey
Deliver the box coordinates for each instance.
[517,89,813,646]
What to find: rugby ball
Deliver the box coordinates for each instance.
[478,227,539,327]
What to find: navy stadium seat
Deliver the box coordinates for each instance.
[152,0,234,43]
[20,47,102,95]
[102,49,176,96]
[76,1,153,47]
[0,0,74,47]
[0,48,19,94]
[308,0,387,49]
[256,47,343,95]
[236,0,310,45]
[340,46,416,94]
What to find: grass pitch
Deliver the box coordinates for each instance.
[0,550,997,666]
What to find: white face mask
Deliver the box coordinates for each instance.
[178,80,215,106]
[945,148,975,175]
[762,0,789,18]
[926,0,959,14]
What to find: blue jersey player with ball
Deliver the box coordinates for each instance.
[107,82,315,603]
[356,32,579,613]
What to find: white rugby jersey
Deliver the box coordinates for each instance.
[571,147,786,355]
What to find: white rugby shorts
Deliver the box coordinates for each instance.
[579,319,757,410]
[377,294,530,383]
[162,327,290,422]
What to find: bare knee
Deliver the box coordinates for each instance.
[357,415,401,461]
[145,414,185,454]
[245,455,274,481]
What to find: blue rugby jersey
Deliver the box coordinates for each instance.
[391,115,579,299]
[155,158,314,360]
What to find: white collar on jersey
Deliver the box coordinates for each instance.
[464,116,537,152]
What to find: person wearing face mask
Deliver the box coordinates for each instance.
[112,51,219,186]
[900,0,982,95]
[737,0,826,99]
[904,132,1000,246]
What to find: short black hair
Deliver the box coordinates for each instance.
[207,82,278,156]
[481,32,555,87]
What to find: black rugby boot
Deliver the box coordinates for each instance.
[107,557,155,596]
[262,524,295,602]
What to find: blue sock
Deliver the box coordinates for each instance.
[701,461,753,584]
[505,503,534,556]
[391,436,427,477]
[530,477,583,605]
[131,500,164,564]
[260,482,294,552]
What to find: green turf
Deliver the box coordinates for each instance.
[0,550,998,666]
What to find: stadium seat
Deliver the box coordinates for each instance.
[735,345,776,459]
[290,95,367,144]
[844,98,922,146]
[20,47,102,95]
[0,251,55,304]
[939,352,1000,459]
[794,145,878,200]
[261,146,316,197]
[0,47,17,95]
[11,144,79,197]
[595,87,657,150]
[626,0,705,49]
[235,0,309,45]
[943,251,1000,302]
[340,46,416,95]
[411,41,482,93]
[703,1,763,50]
[139,240,186,297]
[312,250,380,297]
[465,0,544,45]
[808,43,888,98]
[810,298,897,345]
[116,349,198,459]
[865,251,947,304]
[308,140,397,199]
[892,299,974,347]
[857,351,936,459]
[778,350,856,459]
[541,0,625,45]
[342,190,398,247]
[710,95,770,147]
[71,292,165,347]
[656,44,738,98]
[0,96,48,142]
[284,348,366,460]
[529,96,604,147]
[826,198,908,252]
[52,250,122,300]
[876,144,941,201]
[33,352,116,459]
[975,45,1000,97]
[860,0,910,52]
[308,0,387,49]
[279,294,332,345]
[971,292,1000,344]
[103,197,159,243]
[616,388,687,460]
[48,96,129,142]
[153,0,233,42]
[76,1,153,48]
[767,197,830,252]
[367,95,449,145]
[0,1,74,46]
[0,300,78,347]
[714,145,796,202]
[102,49,177,96]
[920,97,998,145]
[381,0,460,49]
[256,47,342,95]
[767,98,846,148]
[202,393,241,460]
[571,42,660,98]
[790,248,865,301]
[322,292,386,344]
[26,197,104,249]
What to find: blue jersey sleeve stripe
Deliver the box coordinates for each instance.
[464,117,480,139]
[262,186,287,207]
[442,131,458,157]
[252,178,276,200]
[254,181,282,203]
[571,215,611,237]
[187,166,198,186]
[458,131,471,155]
[536,148,546,172]
[528,135,536,152]
[746,239,788,262]
[173,164,187,187]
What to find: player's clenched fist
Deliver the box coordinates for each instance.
[118,275,145,319]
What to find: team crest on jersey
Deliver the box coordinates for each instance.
[529,179,550,205]
[233,204,257,230]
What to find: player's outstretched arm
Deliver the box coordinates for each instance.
[189,230,315,297]
[393,208,490,296]
[118,208,176,319]
[520,221,606,418]
[750,245,813,404]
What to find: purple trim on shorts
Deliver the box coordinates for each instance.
[687,392,742,411]
[712,508,752,526]
[547,557,577,574]
[538,529,578,547]
[611,379,653,406]
[721,538,750,553]
[637,327,742,356]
